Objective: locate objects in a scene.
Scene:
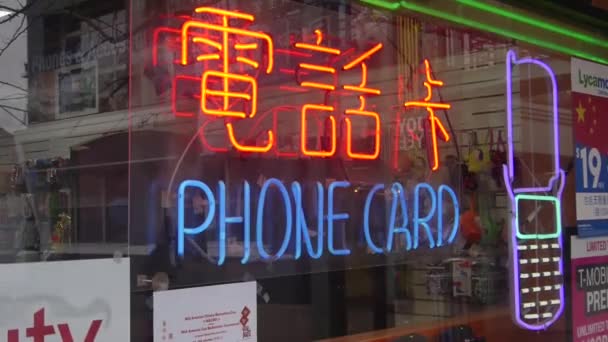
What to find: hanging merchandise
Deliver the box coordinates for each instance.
[460,194,482,247]
[465,130,491,174]
[461,132,480,191]
[461,163,477,192]
[477,176,500,246]
[490,129,507,188]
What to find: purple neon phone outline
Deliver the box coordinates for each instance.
[503,49,565,330]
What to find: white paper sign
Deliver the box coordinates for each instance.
[154,282,257,342]
[0,258,130,341]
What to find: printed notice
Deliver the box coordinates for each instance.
[572,236,608,342]
[154,281,257,342]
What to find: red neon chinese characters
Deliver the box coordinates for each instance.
[180,7,275,152]
[295,30,340,157]
[342,43,383,160]
[294,31,382,160]
[404,59,451,171]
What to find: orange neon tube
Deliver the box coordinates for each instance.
[342,63,381,95]
[192,37,222,50]
[359,63,368,86]
[343,43,383,70]
[196,54,220,61]
[194,7,255,21]
[428,111,440,171]
[181,21,274,72]
[299,63,336,74]
[236,56,259,68]
[431,112,450,142]
[226,123,274,153]
[300,82,336,91]
[301,104,336,157]
[222,16,229,110]
[235,43,258,50]
[314,29,323,44]
[294,43,341,55]
[424,59,443,86]
[201,71,257,118]
[205,90,252,100]
[424,82,433,101]
[343,85,381,95]
[358,96,367,111]
[344,109,381,160]
[404,101,451,109]
[427,108,450,171]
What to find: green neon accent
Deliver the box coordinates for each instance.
[397,1,608,65]
[457,0,608,49]
[514,194,562,240]
[360,0,400,10]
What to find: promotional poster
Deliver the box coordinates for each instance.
[0,258,130,341]
[572,57,608,237]
[571,236,608,342]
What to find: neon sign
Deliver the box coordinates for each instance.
[404,59,451,171]
[294,30,383,159]
[152,6,453,169]
[504,50,565,330]
[181,8,275,153]
[147,5,573,333]
[177,178,460,264]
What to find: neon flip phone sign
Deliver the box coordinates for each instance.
[504,50,566,330]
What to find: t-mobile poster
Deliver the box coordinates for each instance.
[0,258,130,341]
[571,236,608,342]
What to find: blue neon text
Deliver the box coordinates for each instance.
[177,179,459,264]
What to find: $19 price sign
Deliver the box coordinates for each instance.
[575,146,608,236]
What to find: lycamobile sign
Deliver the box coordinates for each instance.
[573,58,608,97]
[578,69,608,90]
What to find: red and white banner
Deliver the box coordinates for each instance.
[0,258,130,341]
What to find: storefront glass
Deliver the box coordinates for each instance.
[0,0,607,341]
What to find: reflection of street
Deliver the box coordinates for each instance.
[0,1,27,133]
